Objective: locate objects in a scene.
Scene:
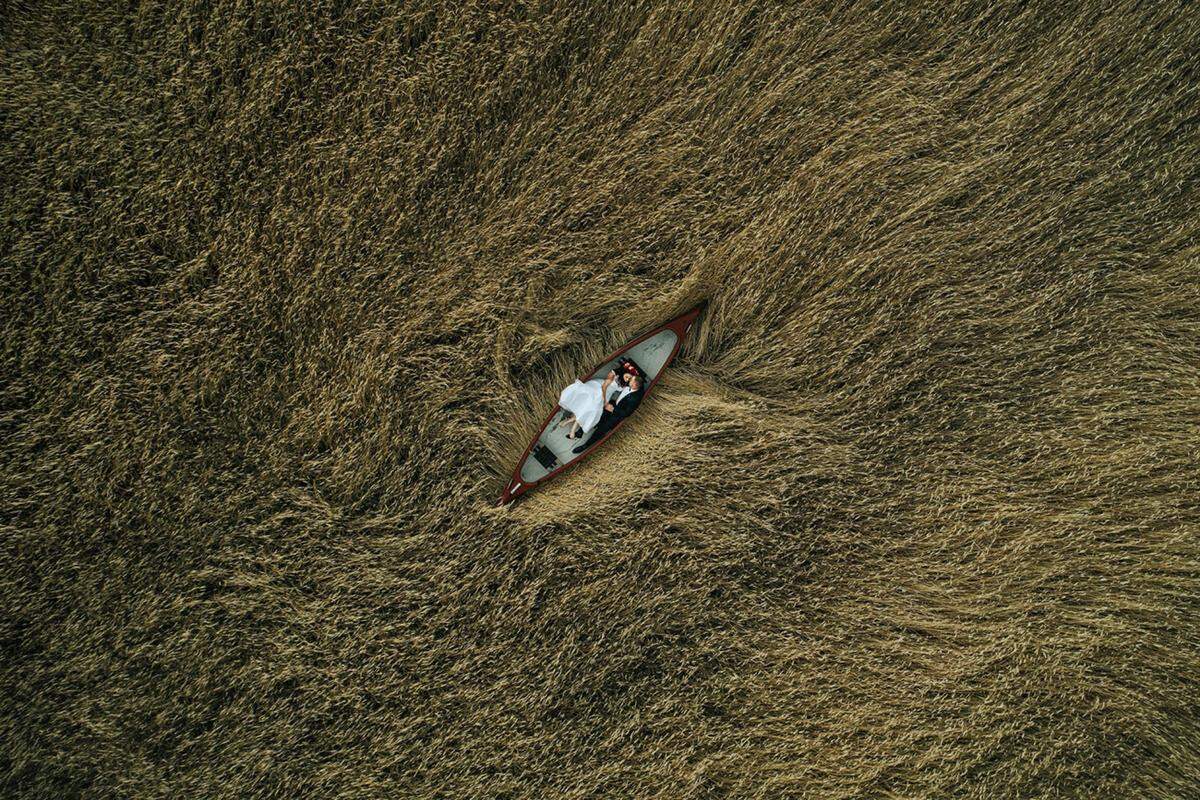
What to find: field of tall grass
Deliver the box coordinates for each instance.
[3,1,1198,797]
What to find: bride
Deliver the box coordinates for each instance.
[555,361,639,441]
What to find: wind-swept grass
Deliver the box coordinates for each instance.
[2,1,1198,797]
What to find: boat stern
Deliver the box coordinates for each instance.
[496,477,525,506]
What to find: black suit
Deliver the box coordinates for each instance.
[576,386,644,451]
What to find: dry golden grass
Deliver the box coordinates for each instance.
[2,1,1199,797]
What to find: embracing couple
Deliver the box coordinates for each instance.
[555,357,645,454]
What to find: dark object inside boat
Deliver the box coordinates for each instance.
[532,443,558,470]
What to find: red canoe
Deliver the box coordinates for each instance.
[496,305,703,505]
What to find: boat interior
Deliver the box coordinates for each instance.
[518,328,679,483]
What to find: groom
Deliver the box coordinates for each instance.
[572,373,645,454]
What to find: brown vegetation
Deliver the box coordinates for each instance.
[3,1,1198,797]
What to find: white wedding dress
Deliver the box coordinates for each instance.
[558,378,630,433]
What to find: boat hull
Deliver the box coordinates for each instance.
[496,305,703,505]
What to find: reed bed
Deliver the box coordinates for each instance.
[2,1,1198,797]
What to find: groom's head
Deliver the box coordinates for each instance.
[629,375,643,392]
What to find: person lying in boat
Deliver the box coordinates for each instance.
[555,358,644,451]
[570,372,644,454]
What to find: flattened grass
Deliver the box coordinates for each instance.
[2,1,1198,797]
